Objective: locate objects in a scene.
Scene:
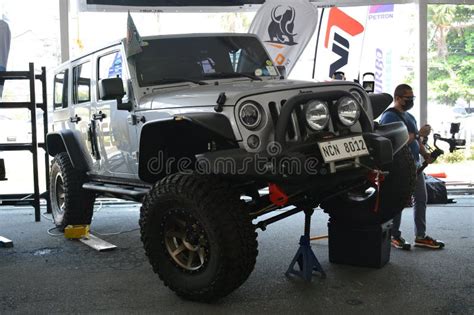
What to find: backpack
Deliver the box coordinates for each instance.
[425,174,452,204]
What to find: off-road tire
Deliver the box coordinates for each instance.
[139,173,258,302]
[321,145,417,225]
[50,152,95,229]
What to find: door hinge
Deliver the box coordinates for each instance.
[128,115,146,125]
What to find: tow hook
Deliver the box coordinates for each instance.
[269,183,289,206]
[367,170,387,213]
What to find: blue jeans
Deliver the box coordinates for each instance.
[391,171,427,238]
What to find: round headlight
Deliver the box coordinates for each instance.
[337,97,360,126]
[305,100,330,131]
[239,102,262,130]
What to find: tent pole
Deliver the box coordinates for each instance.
[59,0,70,62]
[415,0,428,126]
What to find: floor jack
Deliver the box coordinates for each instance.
[286,208,326,281]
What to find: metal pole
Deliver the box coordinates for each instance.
[415,0,428,126]
[312,8,325,80]
[304,209,313,237]
[40,66,51,213]
[59,0,70,62]
[29,63,40,222]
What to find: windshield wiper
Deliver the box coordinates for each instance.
[147,77,209,86]
[204,72,263,81]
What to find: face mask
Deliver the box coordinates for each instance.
[401,99,414,111]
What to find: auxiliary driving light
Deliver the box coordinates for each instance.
[337,97,360,127]
[305,100,330,131]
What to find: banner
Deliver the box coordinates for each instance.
[125,12,143,58]
[360,4,396,94]
[0,19,11,99]
[312,6,367,82]
[249,0,318,75]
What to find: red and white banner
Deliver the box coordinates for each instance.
[249,0,318,75]
[312,6,367,82]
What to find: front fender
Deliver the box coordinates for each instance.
[138,113,238,183]
[370,93,393,119]
[374,121,409,155]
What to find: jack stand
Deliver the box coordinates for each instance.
[286,208,326,281]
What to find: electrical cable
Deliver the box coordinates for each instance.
[41,212,53,222]
[44,199,140,237]
[47,226,63,237]
[93,200,104,213]
[91,227,140,236]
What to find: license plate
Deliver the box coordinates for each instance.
[317,136,369,163]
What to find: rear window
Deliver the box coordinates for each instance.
[73,62,91,104]
[53,70,68,109]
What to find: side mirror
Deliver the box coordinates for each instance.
[276,66,287,79]
[98,78,132,111]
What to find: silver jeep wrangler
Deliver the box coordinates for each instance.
[47,33,415,301]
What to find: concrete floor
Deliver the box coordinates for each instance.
[0,197,473,314]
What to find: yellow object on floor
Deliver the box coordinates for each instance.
[64,225,90,239]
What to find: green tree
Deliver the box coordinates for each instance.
[428,5,474,107]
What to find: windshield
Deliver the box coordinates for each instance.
[134,36,278,87]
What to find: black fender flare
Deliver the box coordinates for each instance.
[138,113,238,183]
[374,121,409,155]
[46,130,91,171]
[370,93,393,119]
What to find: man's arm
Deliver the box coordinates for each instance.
[418,124,433,163]
[407,132,416,144]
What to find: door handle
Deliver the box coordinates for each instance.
[93,111,107,122]
[70,115,81,124]
[88,121,101,160]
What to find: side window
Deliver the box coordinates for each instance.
[73,61,91,104]
[53,70,68,109]
[98,51,126,99]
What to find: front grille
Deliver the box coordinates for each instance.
[269,101,279,128]
[268,100,306,141]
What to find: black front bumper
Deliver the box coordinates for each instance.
[196,122,408,183]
